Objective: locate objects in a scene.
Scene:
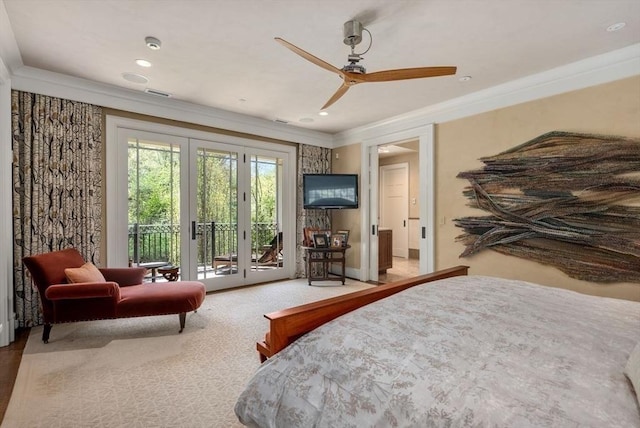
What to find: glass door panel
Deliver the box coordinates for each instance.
[190,140,244,291]
[195,146,239,284]
[246,153,286,283]
[128,138,182,282]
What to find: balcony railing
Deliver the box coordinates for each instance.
[128,222,279,266]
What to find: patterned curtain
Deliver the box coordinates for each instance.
[295,144,331,277]
[11,91,103,327]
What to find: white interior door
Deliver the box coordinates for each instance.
[380,163,409,258]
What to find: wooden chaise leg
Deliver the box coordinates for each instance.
[42,323,52,343]
[179,312,186,333]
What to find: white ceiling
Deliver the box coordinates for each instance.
[2,0,639,134]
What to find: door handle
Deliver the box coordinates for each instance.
[191,221,196,240]
[403,220,406,227]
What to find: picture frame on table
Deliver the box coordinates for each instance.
[303,227,319,247]
[336,230,349,246]
[313,233,329,248]
[318,229,331,240]
[332,233,346,248]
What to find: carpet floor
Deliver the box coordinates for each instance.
[2,278,373,428]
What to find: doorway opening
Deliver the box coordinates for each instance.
[377,141,418,283]
[360,123,435,283]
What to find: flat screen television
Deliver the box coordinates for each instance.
[303,174,359,209]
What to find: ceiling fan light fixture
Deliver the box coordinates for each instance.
[319,111,329,116]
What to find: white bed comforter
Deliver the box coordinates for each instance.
[235,275,640,427]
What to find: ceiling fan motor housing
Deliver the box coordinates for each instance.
[343,20,363,47]
[342,62,366,74]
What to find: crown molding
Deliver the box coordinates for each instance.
[333,43,640,146]
[10,66,334,147]
[4,39,639,149]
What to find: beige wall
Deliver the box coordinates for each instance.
[331,143,362,269]
[436,75,640,301]
[332,76,640,301]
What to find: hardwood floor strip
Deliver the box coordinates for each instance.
[0,328,30,422]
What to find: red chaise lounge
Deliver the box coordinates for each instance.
[23,248,206,343]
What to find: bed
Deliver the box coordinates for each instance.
[235,267,640,427]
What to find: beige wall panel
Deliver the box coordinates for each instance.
[331,143,362,269]
[436,76,640,301]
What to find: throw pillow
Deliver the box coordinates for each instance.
[65,262,106,284]
[624,341,640,406]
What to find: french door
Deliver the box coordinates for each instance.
[189,140,290,289]
[107,118,295,292]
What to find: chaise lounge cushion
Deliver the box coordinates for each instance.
[65,262,106,283]
[117,281,205,318]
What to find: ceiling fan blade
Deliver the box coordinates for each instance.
[322,84,350,109]
[361,66,457,83]
[275,37,344,77]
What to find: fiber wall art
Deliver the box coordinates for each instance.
[454,131,640,283]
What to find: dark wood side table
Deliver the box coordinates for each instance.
[303,245,350,285]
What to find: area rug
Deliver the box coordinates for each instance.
[2,278,373,428]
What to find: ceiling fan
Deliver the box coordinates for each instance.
[275,20,457,109]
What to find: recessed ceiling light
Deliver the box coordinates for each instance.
[238,98,247,102]
[318,111,329,116]
[135,59,152,67]
[122,72,148,84]
[299,117,314,123]
[459,76,472,82]
[145,36,161,50]
[606,22,626,32]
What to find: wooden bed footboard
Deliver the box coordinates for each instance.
[257,265,469,362]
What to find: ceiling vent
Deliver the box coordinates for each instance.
[144,88,171,98]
